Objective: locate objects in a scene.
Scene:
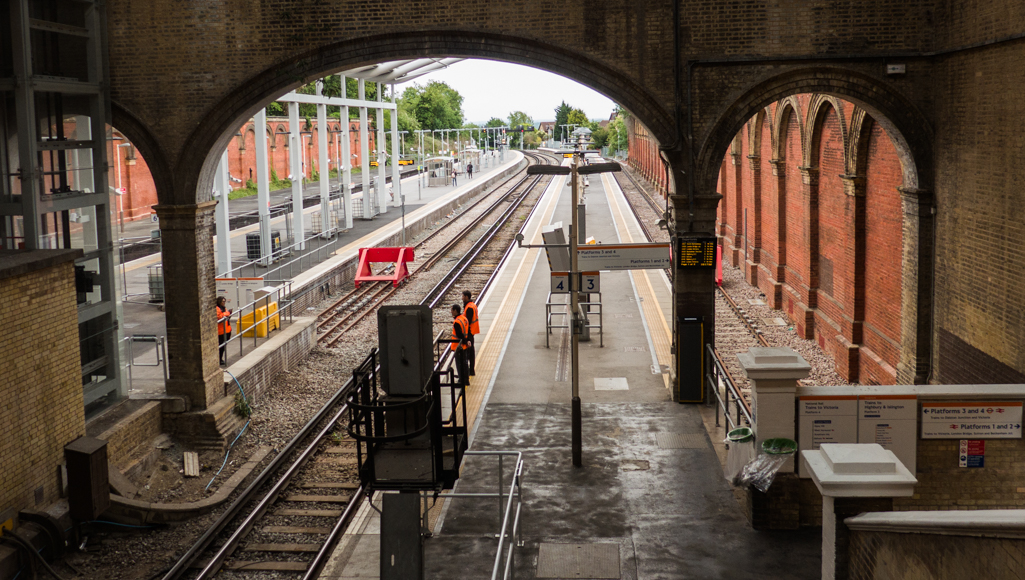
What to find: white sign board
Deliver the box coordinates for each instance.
[550,272,600,294]
[859,396,918,473]
[576,243,671,271]
[921,402,1023,439]
[798,396,858,477]
[215,277,265,311]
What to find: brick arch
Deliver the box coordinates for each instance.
[747,108,770,155]
[153,31,676,206]
[771,97,804,163]
[697,67,932,198]
[806,95,848,170]
[110,102,173,210]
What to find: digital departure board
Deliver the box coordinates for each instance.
[676,238,717,268]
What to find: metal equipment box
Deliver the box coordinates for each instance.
[64,436,110,521]
[377,306,433,396]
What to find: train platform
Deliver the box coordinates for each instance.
[116,151,523,401]
[321,164,821,578]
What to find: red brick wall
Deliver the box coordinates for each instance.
[626,118,667,197]
[690,94,905,385]
[861,121,904,384]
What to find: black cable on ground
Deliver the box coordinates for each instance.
[0,530,68,580]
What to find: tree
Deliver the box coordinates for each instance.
[590,126,609,148]
[482,117,505,148]
[566,108,588,128]
[507,111,533,148]
[401,81,464,130]
[554,101,572,141]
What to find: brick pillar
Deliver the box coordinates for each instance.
[155,201,224,410]
[767,160,786,308]
[746,154,762,286]
[835,175,866,382]
[730,151,743,267]
[795,166,819,339]
[896,187,934,385]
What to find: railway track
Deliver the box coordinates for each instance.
[612,163,764,405]
[317,151,555,346]
[161,152,559,580]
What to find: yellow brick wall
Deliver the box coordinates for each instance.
[0,261,85,515]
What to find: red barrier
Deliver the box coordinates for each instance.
[716,245,723,287]
[354,247,415,288]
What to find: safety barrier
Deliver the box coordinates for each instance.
[544,291,603,347]
[220,280,294,361]
[705,343,753,439]
[122,334,169,391]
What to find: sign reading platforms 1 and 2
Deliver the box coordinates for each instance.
[921,402,1023,439]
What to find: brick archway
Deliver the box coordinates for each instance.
[135,31,680,207]
[696,67,933,197]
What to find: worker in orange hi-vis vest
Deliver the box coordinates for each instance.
[450,304,470,387]
[462,290,479,376]
[216,296,233,366]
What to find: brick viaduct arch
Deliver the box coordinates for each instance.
[103,2,950,407]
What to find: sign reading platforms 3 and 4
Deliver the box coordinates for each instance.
[551,272,600,293]
[921,402,1023,439]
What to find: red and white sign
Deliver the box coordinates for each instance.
[921,402,1023,439]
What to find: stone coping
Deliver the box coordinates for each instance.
[0,248,82,280]
[105,446,273,525]
[845,509,1025,539]
[796,384,1025,398]
[224,316,316,380]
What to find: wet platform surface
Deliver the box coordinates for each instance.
[323,161,821,579]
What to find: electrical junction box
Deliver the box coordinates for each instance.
[64,436,110,521]
[378,306,434,396]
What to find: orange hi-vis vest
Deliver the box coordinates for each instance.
[451,314,469,350]
[217,306,232,335]
[464,301,479,335]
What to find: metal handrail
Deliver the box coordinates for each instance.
[705,343,754,433]
[219,281,294,360]
[444,451,524,580]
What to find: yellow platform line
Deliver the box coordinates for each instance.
[602,173,673,389]
[461,175,567,434]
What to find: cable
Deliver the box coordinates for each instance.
[0,531,67,580]
[205,370,252,492]
[86,520,156,530]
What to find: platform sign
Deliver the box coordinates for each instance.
[959,440,985,468]
[858,395,917,473]
[798,395,858,477]
[576,243,671,271]
[675,237,717,269]
[216,277,265,310]
[550,272,600,293]
[921,402,1023,439]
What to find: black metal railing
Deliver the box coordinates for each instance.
[705,344,754,436]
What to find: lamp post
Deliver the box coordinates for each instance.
[520,155,621,467]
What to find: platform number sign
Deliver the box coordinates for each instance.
[551,273,569,293]
[551,272,600,293]
[676,237,717,269]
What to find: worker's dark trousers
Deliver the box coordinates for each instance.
[467,334,476,376]
[454,348,470,386]
[218,332,231,364]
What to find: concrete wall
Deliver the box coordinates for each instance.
[0,250,85,518]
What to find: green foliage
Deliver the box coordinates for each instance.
[590,126,610,148]
[566,108,588,127]
[606,113,628,152]
[401,81,464,130]
[234,390,252,418]
[554,101,572,140]
[506,111,533,148]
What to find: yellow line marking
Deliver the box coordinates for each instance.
[461,174,566,434]
[602,173,673,389]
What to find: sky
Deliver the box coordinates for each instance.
[410,59,618,125]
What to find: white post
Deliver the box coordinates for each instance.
[340,77,353,229]
[317,80,331,237]
[736,347,811,471]
[358,80,372,217]
[255,109,271,264]
[390,84,401,209]
[288,101,305,249]
[215,150,231,276]
[376,83,388,213]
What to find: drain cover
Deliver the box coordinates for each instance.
[761,317,788,326]
[594,378,629,390]
[536,543,621,578]
[747,299,766,305]
[655,433,708,449]
[624,346,645,352]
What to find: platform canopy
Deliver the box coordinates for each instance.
[340,58,465,85]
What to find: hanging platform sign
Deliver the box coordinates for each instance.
[576,243,671,271]
[921,401,1023,439]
